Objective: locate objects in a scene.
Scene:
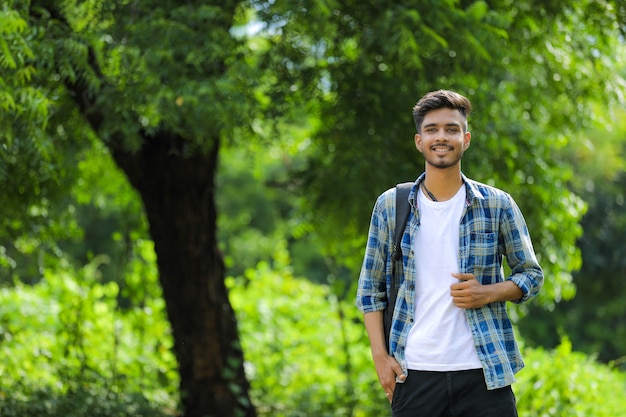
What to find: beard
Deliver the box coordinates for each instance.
[424,149,464,169]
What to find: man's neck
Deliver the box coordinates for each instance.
[422,166,464,202]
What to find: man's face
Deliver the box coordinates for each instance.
[414,107,471,170]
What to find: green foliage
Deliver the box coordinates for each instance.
[0,0,78,263]
[516,338,626,416]
[216,126,333,283]
[65,137,148,285]
[227,243,389,417]
[1,240,625,416]
[35,0,259,150]
[519,107,626,365]
[217,145,295,278]
[0,388,171,417]
[0,1,49,143]
[0,247,179,416]
[0,1,115,283]
[0,133,146,286]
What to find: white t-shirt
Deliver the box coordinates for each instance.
[405,185,483,371]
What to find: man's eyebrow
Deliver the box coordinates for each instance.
[422,122,462,128]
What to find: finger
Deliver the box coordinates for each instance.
[384,381,397,402]
[392,363,406,381]
[451,279,474,291]
[451,272,475,281]
[389,366,406,401]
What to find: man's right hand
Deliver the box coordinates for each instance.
[363,311,407,402]
[374,353,406,402]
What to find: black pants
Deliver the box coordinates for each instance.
[391,369,518,417]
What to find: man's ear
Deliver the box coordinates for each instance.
[463,131,471,150]
[415,133,423,153]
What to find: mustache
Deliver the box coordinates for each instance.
[430,143,454,149]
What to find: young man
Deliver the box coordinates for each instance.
[356,90,543,416]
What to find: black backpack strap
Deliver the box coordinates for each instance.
[392,182,413,263]
[384,181,413,352]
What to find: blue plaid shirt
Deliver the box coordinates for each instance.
[356,173,543,390]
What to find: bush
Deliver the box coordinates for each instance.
[0,387,172,417]
[0,248,179,416]
[1,248,624,416]
[516,338,626,416]
[228,252,389,417]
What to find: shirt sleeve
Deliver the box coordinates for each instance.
[499,195,544,304]
[356,191,393,314]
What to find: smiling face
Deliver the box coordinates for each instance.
[414,107,471,170]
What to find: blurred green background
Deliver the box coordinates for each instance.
[1,0,625,416]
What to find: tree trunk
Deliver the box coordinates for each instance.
[110,134,255,417]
